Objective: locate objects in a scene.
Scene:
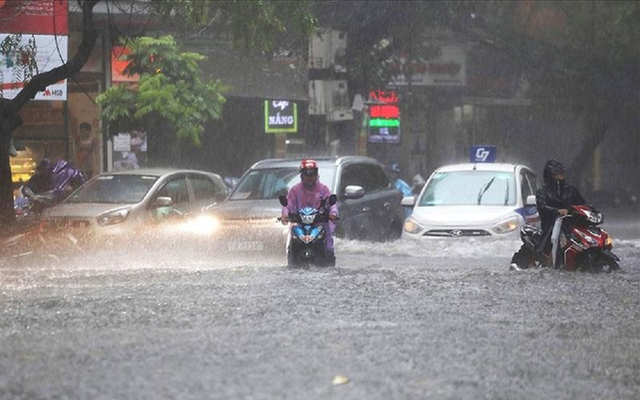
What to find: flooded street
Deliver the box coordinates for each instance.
[1,218,639,400]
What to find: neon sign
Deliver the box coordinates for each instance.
[368,90,400,144]
[264,100,298,133]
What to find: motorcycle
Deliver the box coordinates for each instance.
[15,160,86,219]
[278,194,337,267]
[518,204,620,272]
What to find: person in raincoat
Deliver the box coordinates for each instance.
[281,159,339,265]
[510,159,586,270]
[388,163,412,217]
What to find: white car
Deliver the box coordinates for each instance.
[402,163,540,239]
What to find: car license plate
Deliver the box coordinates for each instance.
[227,241,264,251]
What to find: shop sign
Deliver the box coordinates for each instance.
[113,134,131,152]
[111,46,140,83]
[0,33,67,100]
[368,90,400,144]
[264,100,297,133]
[0,0,68,35]
[389,45,466,87]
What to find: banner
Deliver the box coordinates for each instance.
[0,0,68,35]
[389,45,466,87]
[0,34,67,100]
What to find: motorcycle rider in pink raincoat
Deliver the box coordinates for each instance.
[281,159,339,265]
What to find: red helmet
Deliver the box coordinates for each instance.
[300,159,319,176]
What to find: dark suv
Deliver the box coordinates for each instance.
[208,156,405,251]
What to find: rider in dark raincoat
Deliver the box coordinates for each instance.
[510,159,586,270]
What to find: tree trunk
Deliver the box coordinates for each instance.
[570,98,618,191]
[0,0,100,223]
[0,119,15,223]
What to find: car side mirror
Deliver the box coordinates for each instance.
[152,196,174,208]
[329,194,337,206]
[278,195,288,207]
[401,196,415,207]
[525,195,536,206]
[344,185,365,200]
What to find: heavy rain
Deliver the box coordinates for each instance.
[1,1,640,399]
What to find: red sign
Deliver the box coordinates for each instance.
[0,0,67,35]
[369,105,399,119]
[370,90,398,104]
[111,46,140,83]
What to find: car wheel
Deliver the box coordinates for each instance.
[385,220,403,242]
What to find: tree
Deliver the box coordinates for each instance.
[96,35,229,162]
[0,0,315,223]
[446,1,640,186]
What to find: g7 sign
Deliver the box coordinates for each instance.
[469,146,497,163]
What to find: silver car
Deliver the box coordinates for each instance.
[206,156,405,252]
[43,169,228,235]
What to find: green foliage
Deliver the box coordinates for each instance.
[150,0,316,53]
[96,36,229,146]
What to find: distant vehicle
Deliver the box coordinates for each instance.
[43,169,228,234]
[402,163,540,239]
[204,156,405,252]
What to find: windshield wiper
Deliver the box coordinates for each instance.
[477,177,496,205]
[504,179,510,205]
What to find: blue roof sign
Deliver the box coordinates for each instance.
[470,146,497,163]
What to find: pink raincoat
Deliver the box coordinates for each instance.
[282,181,338,251]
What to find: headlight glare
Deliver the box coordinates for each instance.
[180,215,220,235]
[605,236,613,247]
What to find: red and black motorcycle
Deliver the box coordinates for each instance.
[519,204,620,272]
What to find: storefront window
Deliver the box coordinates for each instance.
[11,101,67,193]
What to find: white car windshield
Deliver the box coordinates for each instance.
[419,171,516,206]
[230,167,334,200]
[66,175,158,204]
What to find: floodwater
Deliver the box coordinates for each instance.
[0,217,639,400]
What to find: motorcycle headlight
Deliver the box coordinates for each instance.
[605,236,613,247]
[491,216,520,234]
[404,217,423,234]
[301,214,316,225]
[96,208,131,226]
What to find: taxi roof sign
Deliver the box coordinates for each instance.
[470,146,496,163]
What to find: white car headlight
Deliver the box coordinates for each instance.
[491,216,520,234]
[96,208,131,226]
[404,217,423,234]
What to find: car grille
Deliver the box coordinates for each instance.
[424,229,491,237]
[47,217,92,229]
[220,218,278,228]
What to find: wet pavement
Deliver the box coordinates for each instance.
[1,217,639,400]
